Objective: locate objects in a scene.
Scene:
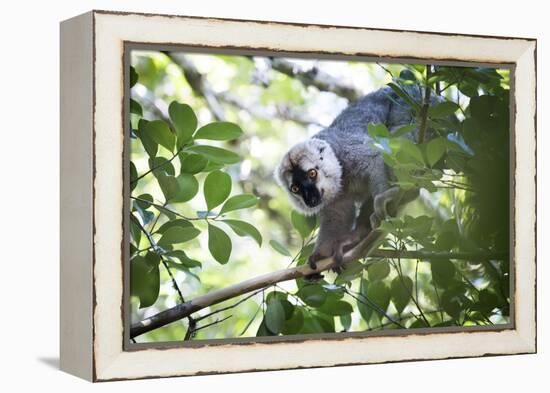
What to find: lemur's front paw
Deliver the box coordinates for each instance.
[308,252,327,270]
[331,250,344,274]
[305,251,331,281]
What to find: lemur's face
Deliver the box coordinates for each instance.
[290,166,322,208]
[275,138,342,215]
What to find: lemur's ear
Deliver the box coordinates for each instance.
[274,153,291,188]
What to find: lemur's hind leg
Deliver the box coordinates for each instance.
[370,187,419,229]
[342,198,374,254]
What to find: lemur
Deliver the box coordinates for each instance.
[275,85,434,276]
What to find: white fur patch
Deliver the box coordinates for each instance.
[274,138,342,215]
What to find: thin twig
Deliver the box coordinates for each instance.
[131,144,188,185]
[130,196,201,221]
[376,63,394,78]
[193,289,264,323]
[239,304,262,336]
[346,289,405,328]
[394,255,430,326]
[192,315,233,334]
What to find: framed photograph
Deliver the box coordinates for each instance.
[60,10,537,381]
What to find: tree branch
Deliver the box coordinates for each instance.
[164,52,226,121]
[132,84,171,124]
[267,58,362,101]
[369,249,508,262]
[130,229,386,338]
[217,90,325,127]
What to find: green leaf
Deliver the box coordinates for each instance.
[208,223,232,264]
[265,298,286,334]
[269,239,291,257]
[144,120,175,152]
[428,101,459,118]
[477,289,500,313]
[410,319,429,329]
[219,194,259,214]
[169,102,197,144]
[435,230,456,251]
[291,211,317,239]
[152,204,176,220]
[399,69,417,81]
[130,253,160,308]
[221,219,262,246]
[136,119,158,158]
[194,121,243,141]
[367,260,390,281]
[256,319,275,336]
[431,259,456,286]
[130,162,138,190]
[130,66,138,88]
[158,226,200,248]
[148,157,175,177]
[357,279,373,321]
[130,219,142,246]
[179,153,208,174]
[130,98,143,116]
[441,288,464,318]
[282,307,305,335]
[391,276,413,314]
[315,312,335,332]
[426,137,447,167]
[204,170,232,210]
[134,194,153,210]
[187,145,240,164]
[297,243,315,265]
[172,173,199,203]
[297,285,327,307]
[367,281,391,313]
[387,82,421,112]
[392,124,416,137]
[390,138,424,164]
[368,123,390,138]
[340,314,352,331]
[129,66,138,87]
[301,315,326,334]
[318,298,353,316]
[458,81,479,97]
[201,161,224,172]
[156,173,179,202]
[164,250,202,269]
[334,260,364,284]
[279,299,295,320]
[266,292,294,319]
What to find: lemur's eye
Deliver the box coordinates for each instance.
[290,184,300,193]
[307,169,318,179]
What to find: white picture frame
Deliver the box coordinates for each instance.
[60,10,537,381]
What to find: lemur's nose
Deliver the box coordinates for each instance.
[307,196,320,207]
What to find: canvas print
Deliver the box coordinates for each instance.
[127,49,511,344]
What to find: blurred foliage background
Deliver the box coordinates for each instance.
[129,50,511,343]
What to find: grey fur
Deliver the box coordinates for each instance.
[275,85,436,272]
